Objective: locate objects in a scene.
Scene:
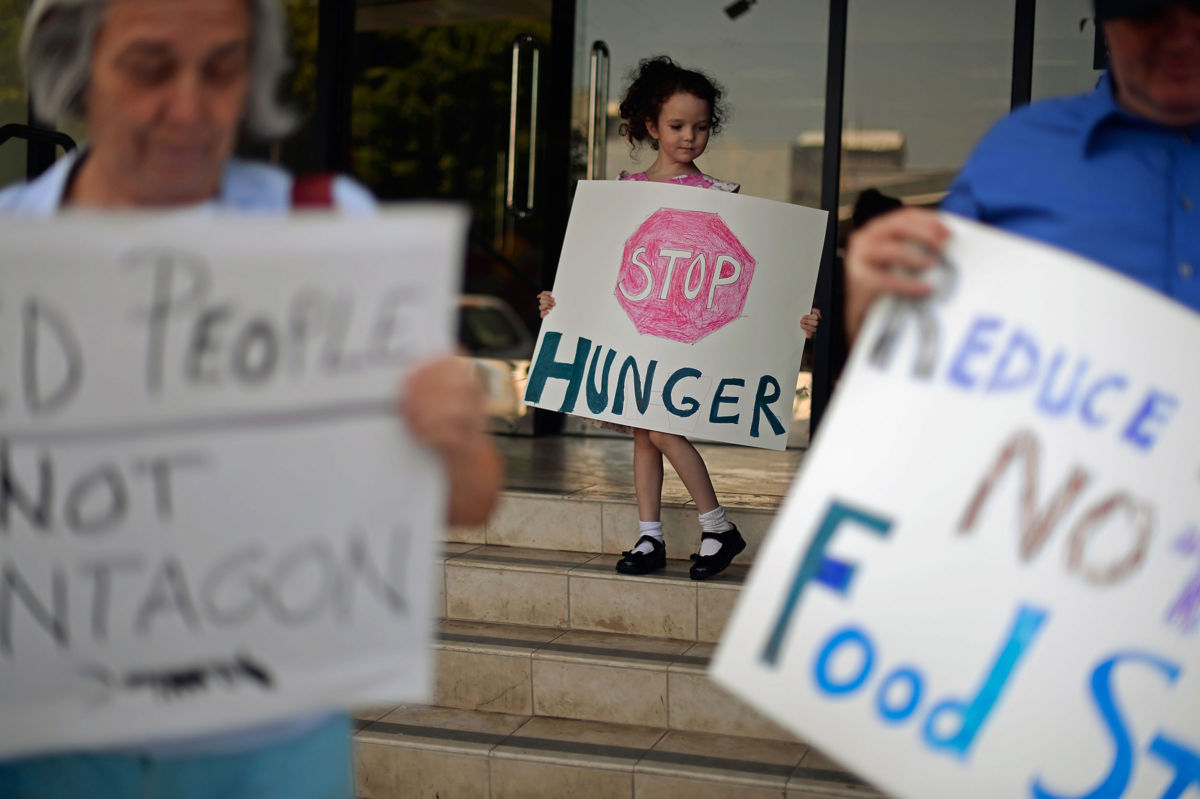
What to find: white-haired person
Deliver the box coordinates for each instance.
[0,0,502,796]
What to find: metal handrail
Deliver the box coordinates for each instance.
[505,34,541,218]
[586,41,610,181]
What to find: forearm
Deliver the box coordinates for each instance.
[443,432,504,526]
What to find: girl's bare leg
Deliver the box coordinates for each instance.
[633,428,665,522]
[647,431,718,513]
[616,429,669,572]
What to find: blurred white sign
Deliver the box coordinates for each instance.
[713,215,1200,799]
[524,180,826,450]
[0,208,466,758]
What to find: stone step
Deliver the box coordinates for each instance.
[354,705,888,799]
[450,490,779,561]
[432,619,794,741]
[436,544,749,642]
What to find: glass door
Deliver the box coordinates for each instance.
[569,0,830,446]
[572,1,829,204]
[351,0,554,329]
[345,1,563,435]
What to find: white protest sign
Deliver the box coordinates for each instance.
[523,180,826,450]
[0,208,466,758]
[712,215,1200,799]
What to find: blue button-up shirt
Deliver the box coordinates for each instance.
[941,73,1200,313]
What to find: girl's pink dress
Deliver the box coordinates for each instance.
[617,170,740,194]
[592,170,740,434]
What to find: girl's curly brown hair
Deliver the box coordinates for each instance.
[617,55,726,151]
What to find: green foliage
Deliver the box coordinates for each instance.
[1,0,27,121]
[0,0,29,185]
[283,0,317,116]
[350,19,550,222]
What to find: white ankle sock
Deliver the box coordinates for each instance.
[697,506,733,556]
[633,520,663,555]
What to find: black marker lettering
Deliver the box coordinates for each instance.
[64,464,127,535]
[79,555,143,642]
[0,441,52,532]
[185,305,232,384]
[134,557,201,636]
[22,299,82,415]
[0,562,68,655]
[125,248,213,395]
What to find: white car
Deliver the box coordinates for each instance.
[457,295,534,434]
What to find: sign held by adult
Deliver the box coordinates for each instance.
[0,208,467,759]
[712,215,1200,799]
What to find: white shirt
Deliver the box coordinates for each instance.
[0,150,376,215]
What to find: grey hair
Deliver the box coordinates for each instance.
[20,0,296,139]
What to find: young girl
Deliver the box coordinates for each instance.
[538,55,819,580]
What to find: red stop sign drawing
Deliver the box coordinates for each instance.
[615,208,755,343]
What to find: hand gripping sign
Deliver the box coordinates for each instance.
[711,215,1200,799]
[525,180,826,450]
[0,209,466,759]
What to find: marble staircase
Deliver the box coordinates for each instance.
[351,435,892,799]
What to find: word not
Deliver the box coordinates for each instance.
[80,652,274,702]
[0,525,412,658]
[945,315,1179,453]
[958,428,1154,587]
[1,442,207,535]
[1031,651,1199,799]
[524,331,787,439]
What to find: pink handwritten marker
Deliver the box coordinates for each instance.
[616,209,756,344]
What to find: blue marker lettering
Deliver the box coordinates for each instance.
[947,315,1003,390]
[1121,389,1179,452]
[612,355,656,416]
[813,626,874,695]
[709,378,744,424]
[523,332,590,413]
[585,346,616,414]
[1031,651,1180,799]
[1080,375,1128,428]
[877,666,924,724]
[760,501,892,666]
[1036,352,1090,416]
[986,329,1040,393]
[663,367,701,418]
[1148,733,1200,799]
[923,603,1047,760]
[751,374,786,438]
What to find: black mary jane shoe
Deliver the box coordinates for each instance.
[688,526,746,581]
[615,535,666,575]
